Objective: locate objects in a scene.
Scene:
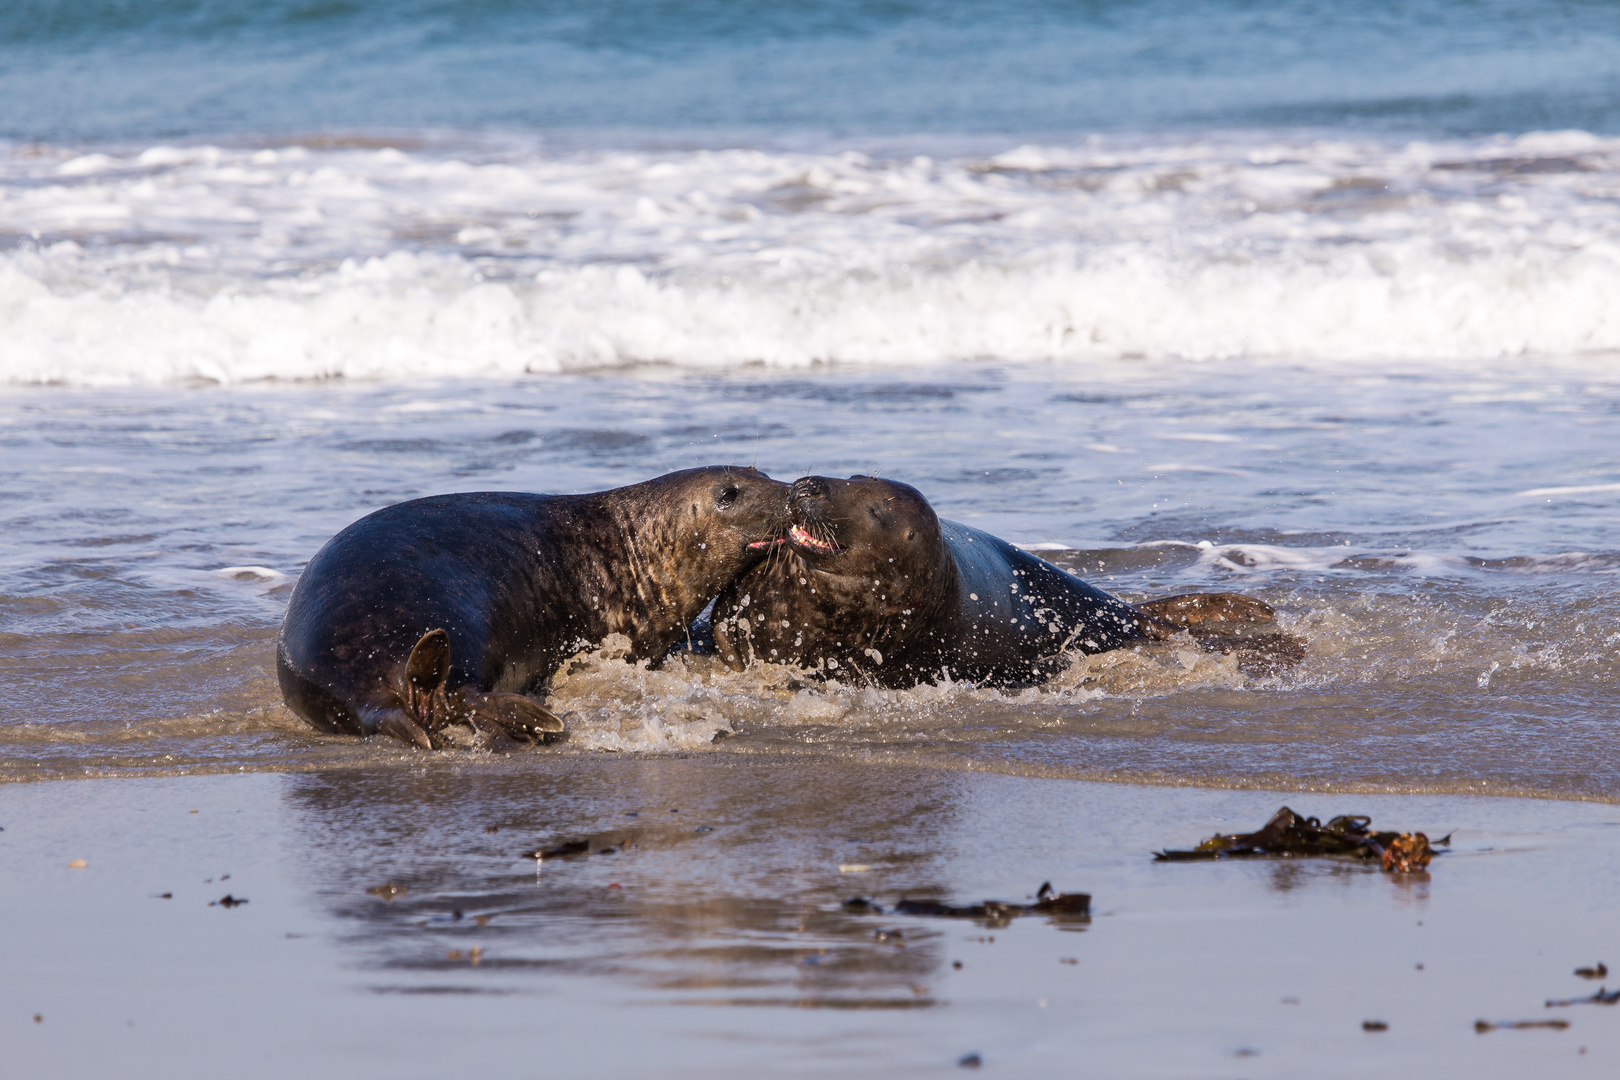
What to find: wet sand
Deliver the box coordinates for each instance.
[4,758,1616,1077]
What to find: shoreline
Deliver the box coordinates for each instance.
[5,744,1619,806]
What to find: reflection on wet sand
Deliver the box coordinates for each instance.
[280,758,1021,1008]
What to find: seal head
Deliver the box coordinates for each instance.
[714,473,1152,687]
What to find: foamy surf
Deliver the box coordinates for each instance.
[4,130,1620,386]
[539,629,1261,755]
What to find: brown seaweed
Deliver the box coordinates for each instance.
[848,882,1090,925]
[1153,806,1448,871]
[1546,986,1620,1007]
[528,839,590,860]
[1475,1019,1569,1032]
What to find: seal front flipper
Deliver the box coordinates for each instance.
[450,713,522,754]
[710,606,755,671]
[454,690,565,743]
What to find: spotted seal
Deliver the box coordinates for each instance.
[278,467,789,749]
[711,474,1285,687]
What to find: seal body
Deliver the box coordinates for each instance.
[279,467,789,748]
[711,475,1150,688]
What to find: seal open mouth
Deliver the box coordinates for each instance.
[788,523,840,554]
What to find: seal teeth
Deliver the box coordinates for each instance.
[789,524,838,554]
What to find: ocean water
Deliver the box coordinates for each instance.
[2,2,1619,803]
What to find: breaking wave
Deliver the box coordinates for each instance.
[5,130,1620,386]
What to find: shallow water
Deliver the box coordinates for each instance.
[3,362,1616,798]
[1,4,1617,800]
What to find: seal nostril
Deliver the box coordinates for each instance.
[791,477,828,501]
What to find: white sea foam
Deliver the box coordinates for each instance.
[1516,482,1620,497]
[4,131,1620,386]
[211,566,288,582]
[540,634,1249,754]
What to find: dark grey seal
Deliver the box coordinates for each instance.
[278,467,790,749]
[711,474,1285,688]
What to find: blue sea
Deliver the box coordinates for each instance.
[5,1,1620,140]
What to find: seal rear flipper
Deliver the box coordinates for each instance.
[370,709,434,750]
[405,627,453,692]
[1134,593,1276,627]
[454,690,565,743]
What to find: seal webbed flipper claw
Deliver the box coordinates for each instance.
[400,627,455,731]
[465,714,521,754]
[373,710,434,750]
[711,610,753,671]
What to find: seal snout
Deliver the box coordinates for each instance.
[786,476,842,555]
[790,476,829,502]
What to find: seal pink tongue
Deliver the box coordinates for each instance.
[747,538,788,549]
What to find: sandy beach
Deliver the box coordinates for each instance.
[5,758,1617,1077]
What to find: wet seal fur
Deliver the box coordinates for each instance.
[712,474,1293,687]
[278,467,789,750]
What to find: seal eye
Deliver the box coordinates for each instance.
[717,484,740,508]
